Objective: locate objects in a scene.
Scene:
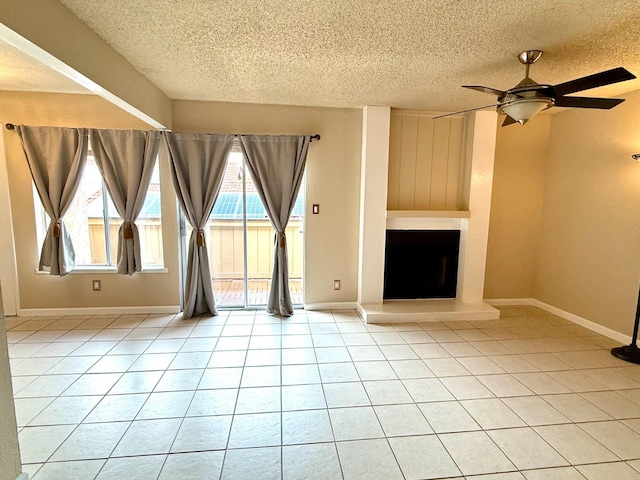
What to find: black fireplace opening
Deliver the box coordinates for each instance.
[384,230,460,300]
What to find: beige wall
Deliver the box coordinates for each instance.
[484,115,550,299]
[172,100,363,304]
[0,91,180,310]
[0,289,21,480]
[534,89,640,335]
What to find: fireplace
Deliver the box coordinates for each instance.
[383,230,460,300]
[356,108,499,322]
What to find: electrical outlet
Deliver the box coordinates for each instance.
[92,280,101,291]
[333,279,341,290]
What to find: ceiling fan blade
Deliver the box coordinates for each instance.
[432,103,500,120]
[554,96,625,109]
[552,67,636,96]
[502,115,517,127]
[463,85,506,97]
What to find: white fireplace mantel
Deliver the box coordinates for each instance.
[386,210,469,231]
[357,108,500,323]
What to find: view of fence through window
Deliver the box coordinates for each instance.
[36,154,163,268]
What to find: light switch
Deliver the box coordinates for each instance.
[312,204,319,214]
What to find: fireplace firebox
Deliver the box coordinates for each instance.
[383,230,460,300]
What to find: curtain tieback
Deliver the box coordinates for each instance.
[123,221,134,239]
[277,231,286,248]
[197,229,206,247]
[53,220,62,238]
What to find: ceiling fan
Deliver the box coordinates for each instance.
[437,50,636,126]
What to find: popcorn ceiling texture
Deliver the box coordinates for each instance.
[0,41,89,94]
[19,1,640,109]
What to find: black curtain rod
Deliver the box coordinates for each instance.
[4,123,321,141]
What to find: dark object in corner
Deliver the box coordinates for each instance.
[611,286,640,364]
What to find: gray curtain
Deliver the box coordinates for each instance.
[239,135,310,316]
[90,129,161,275]
[164,132,234,319]
[17,126,88,276]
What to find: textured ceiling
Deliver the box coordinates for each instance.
[10,1,640,112]
[0,40,89,94]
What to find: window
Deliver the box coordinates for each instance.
[34,151,164,269]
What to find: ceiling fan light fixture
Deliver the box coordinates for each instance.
[441,49,634,125]
[499,98,554,125]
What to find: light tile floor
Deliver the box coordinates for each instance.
[5,305,640,479]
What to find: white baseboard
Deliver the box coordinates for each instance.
[487,297,630,344]
[530,299,631,344]
[485,298,536,306]
[304,302,358,311]
[17,305,180,317]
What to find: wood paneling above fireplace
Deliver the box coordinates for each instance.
[388,110,468,211]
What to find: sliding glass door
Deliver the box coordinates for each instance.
[180,150,304,309]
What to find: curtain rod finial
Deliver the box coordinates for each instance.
[310,134,320,142]
[5,123,15,131]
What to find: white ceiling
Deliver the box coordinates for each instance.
[0,40,88,94]
[4,0,640,112]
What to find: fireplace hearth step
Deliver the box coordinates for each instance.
[358,299,499,324]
